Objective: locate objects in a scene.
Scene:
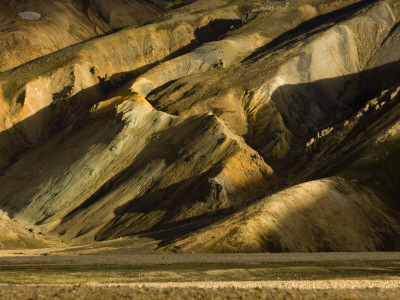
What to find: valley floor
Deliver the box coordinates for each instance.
[0,284,400,300]
[0,249,399,298]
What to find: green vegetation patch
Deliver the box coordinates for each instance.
[337,134,400,210]
[324,91,400,212]
[181,85,200,99]
[1,260,399,285]
[166,0,184,11]
[0,46,79,102]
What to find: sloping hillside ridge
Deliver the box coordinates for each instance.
[0,0,197,72]
[0,6,240,170]
[0,210,47,250]
[0,0,399,252]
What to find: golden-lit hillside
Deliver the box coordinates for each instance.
[0,0,399,252]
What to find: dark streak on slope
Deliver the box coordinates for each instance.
[243,0,377,62]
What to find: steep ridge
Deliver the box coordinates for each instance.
[168,87,400,252]
[147,0,399,161]
[0,0,399,252]
[0,6,240,170]
[130,0,369,97]
[0,0,178,72]
[0,94,274,242]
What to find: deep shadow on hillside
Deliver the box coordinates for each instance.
[103,59,400,246]
[243,0,377,63]
[0,17,241,171]
[267,61,400,139]
[0,59,399,249]
[166,176,400,253]
[249,59,400,176]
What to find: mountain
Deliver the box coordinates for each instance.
[0,0,399,252]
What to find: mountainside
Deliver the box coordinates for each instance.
[0,0,399,252]
[0,0,179,72]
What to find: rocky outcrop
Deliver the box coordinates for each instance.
[148,0,399,160]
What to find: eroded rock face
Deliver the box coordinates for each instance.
[0,7,240,170]
[0,0,174,72]
[169,177,400,253]
[0,0,399,252]
[0,96,275,243]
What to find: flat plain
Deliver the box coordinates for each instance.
[1,246,399,299]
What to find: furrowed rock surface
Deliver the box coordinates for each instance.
[0,5,239,170]
[0,0,192,72]
[0,0,399,252]
[169,177,400,253]
[0,94,274,242]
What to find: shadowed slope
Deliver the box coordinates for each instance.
[0,0,399,252]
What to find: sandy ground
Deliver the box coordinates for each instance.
[0,285,399,300]
[1,251,399,275]
[1,250,400,264]
[1,252,399,298]
[86,280,400,289]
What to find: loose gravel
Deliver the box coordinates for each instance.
[1,284,400,300]
[88,280,400,289]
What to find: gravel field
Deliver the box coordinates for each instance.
[88,280,400,289]
[1,252,399,298]
[1,252,400,265]
[1,285,400,300]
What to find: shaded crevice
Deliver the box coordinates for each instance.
[380,19,400,47]
[106,18,242,90]
[243,0,377,62]
[0,17,243,174]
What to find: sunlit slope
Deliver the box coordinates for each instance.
[0,0,185,72]
[0,0,399,251]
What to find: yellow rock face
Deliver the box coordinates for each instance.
[0,0,399,252]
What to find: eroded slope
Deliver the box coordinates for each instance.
[0,0,399,252]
